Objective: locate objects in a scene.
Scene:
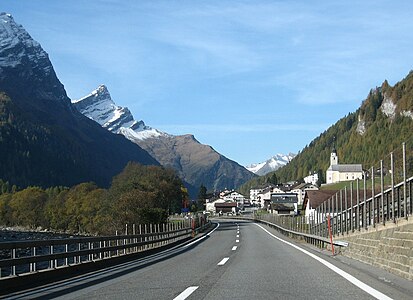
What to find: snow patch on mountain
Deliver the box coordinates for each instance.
[246,153,295,176]
[72,85,167,140]
[119,127,164,141]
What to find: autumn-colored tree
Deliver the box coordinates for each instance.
[107,162,184,230]
[9,187,47,228]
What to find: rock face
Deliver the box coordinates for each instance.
[74,86,256,195]
[0,13,159,188]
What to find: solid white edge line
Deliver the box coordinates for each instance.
[173,286,199,300]
[255,224,393,300]
[217,257,230,265]
[183,222,220,248]
[232,246,237,251]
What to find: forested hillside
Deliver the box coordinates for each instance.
[239,71,413,194]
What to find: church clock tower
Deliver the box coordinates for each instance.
[330,148,338,166]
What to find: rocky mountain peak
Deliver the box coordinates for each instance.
[75,86,255,194]
[0,12,69,105]
[246,153,295,176]
[0,13,45,68]
[0,14,159,189]
[73,85,166,137]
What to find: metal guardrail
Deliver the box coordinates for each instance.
[221,215,347,251]
[251,142,412,245]
[307,142,412,238]
[308,176,412,239]
[0,220,211,279]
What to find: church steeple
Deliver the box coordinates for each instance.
[330,137,338,166]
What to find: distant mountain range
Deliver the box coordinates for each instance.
[246,153,295,176]
[0,13,158,188]
[73,86,256,195]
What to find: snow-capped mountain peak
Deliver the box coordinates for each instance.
[0,12,70,105]
[0,13,46,69]
[72,85,167,140]
[246,153,295,176]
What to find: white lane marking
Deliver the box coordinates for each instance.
[218,257,230,265]
[255,224,393,300]
[173,286,199,300]
[236,239,239,243]
[232,246,237,251]
[236,234,239,238]
[183,223,220,248]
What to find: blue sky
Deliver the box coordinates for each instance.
[3,0,413,166]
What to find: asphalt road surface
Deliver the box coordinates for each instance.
[5,219,413,300]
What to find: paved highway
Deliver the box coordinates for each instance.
[6,219,413,299]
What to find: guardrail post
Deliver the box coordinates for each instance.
[125,224,128,254]
[350,181,353,232]
[340,190,343,235]
[356,179,360,231]
[329,197,332,236]
[157,223,161,247]
[150,224,153,249]
[403,142,407,220]
[371,166,375,227]
[50,245,54,269]
[344,186,348,235]
[327,198,331,238]
[139,224,142,252]
[12,248,16,276]
[319,202,322,236]
[363,174,367,230]
[391,152,395,222]
[29,246,36,276]
[133,224,136,252]
[381,160,385,225]
[116,230,119,256]
[144,225,147,250]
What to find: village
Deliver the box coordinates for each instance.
[205,147,365,222]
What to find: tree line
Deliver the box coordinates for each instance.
[0,162,187,235]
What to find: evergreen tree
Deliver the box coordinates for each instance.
[198,184,207,200]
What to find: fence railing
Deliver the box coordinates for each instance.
[0,219,210,279]
[255,142,412,241]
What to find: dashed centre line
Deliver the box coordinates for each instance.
[173,286,199,300]
[217,257,230,265]
[232,246,237,251]
[236,239,239,243]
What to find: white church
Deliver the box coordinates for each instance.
[326,147,363,184]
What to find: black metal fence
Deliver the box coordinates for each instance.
[255,142,412,241]
[0,218,210,279]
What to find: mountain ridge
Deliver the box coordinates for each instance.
[0,12,159,189]
[246,153,295,176]
[73,86,256,195]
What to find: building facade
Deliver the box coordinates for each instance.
[326,148,363,184]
